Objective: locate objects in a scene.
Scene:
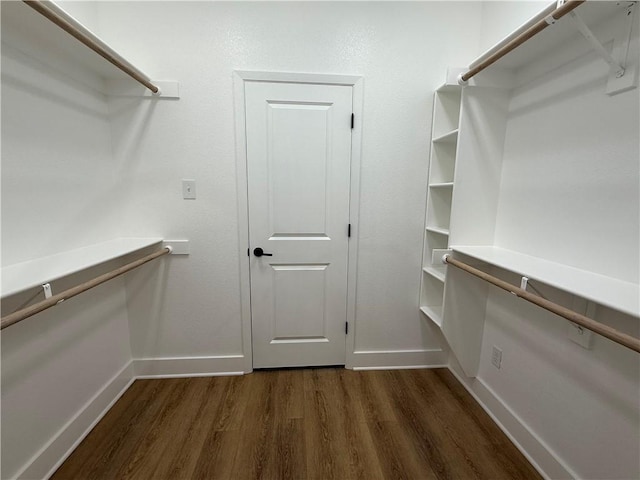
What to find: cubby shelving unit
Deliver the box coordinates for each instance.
[419,84,462,327]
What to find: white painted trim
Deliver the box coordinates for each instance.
[15,361,135,480]
[345,76,364,370]
[233,71,254,374]
[448,361,577,480]
[235,70,361,86]
[133,355,247,378]
[233,70,364,371]
[351,349,448,370]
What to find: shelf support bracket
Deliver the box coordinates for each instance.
[42,283,53,299]
[569,10,626,78]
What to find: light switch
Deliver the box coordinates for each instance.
[182,179,196,199]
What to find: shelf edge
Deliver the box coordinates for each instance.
[1,237,164,298]
[420,306,444,328]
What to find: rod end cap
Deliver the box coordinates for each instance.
[457,73,469,86]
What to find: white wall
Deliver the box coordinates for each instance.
[95,1,483,365]
[478,1,552,55]
[54,0,102,35]
[1,25,121,264]
[1,5,133,477]
[495,17,640,282]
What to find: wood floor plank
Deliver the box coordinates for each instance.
[354,369,398,422]
[275,369,304,420]
[114,378,194,479]
[431,369,542,479]
[210,374,251,431]
[379,370,463,479]
[265,418,307,480]
[228,371,278,479]
[144,377,226,479]
[403,370,507,479]
[192,429,242,480]
[52,379,177,480]
[304,368,384,480]
[51,368,542,480]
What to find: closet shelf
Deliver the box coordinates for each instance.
[435,84,461,94]
[426,226,450,236]
[1,237,163,298]
[423,266,446,283]
[420,306,443,328]
[432,130,458,144]
[451,245,640,318]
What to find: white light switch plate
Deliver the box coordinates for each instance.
[182,180,196,199]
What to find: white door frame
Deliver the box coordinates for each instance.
[233,70,363,373]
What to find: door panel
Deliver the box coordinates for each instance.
[268,102,330,235]
[246,81,352,368]
[272,264,328,341]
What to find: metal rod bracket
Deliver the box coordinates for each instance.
[569,11,626,77]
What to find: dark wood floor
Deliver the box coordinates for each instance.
[52,368,541,480]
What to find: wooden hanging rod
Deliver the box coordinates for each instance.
[443,255,640,354]
[22,0,160,94]
[459,0,586,83]
[1,247,171,331]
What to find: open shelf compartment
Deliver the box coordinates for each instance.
[433,88,462,138]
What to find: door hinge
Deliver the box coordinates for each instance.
[351,113,354,129]
[348,223,351,237]
[345,322,349,335]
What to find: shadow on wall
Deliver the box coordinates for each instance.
[1,263,129,392]
[123,255,172,358]
[1,45,109,119]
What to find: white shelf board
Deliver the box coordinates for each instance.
[451,245,640,318]
[420,306,443,328]
[426,226,450,236]
[429,182,454,189]
[435,84,461,94]
[1,237,163,298]
[432,130,458,144]
[423,266,446,283]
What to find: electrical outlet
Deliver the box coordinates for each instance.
[491,346,502,369]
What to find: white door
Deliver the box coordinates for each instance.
[245,81,353,369]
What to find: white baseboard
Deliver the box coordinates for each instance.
[350,348,448,370]
[448,362,576,480]
[133,355,247,378]
[16,361,135,480]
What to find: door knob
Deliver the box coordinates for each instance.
[253,247,273,257]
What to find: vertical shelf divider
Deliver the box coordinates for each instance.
[419,83,462,328]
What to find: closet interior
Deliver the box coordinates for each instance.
[2,1,638,479]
